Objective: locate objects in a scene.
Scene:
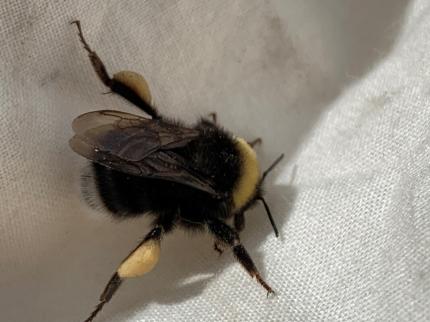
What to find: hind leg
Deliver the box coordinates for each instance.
[83,226,163,322]
[71,20,159,119]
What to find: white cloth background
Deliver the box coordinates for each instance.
[1,1,429,321]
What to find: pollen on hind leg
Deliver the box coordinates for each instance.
[117,239,161,278]
[113,71,152,106]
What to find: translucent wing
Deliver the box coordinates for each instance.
[70,110,221,197]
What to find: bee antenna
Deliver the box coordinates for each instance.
[257,196,279,237]
[257,154,284,238]
[262,154,284,181]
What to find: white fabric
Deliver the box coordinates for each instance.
[1,1,429,321]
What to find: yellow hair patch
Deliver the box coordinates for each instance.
[113,71,152,105]
[117,239,160,278]
[232,138,260,211]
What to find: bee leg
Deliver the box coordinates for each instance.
[248,138,262,147]
[83,273,122,322]
[207,112,217,124]
[234,211,245,232]
[207,219,274,295]
[83,226,163,322]
[213,241,224,255]
[70,20,160,119]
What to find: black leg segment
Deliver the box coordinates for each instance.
[207,112,217,124]
[83,273,122,322]
[234,211,245,232]
[207,218,274,294]
[248,138,262,147]
[213,241,224,255]
[71,20,160,119]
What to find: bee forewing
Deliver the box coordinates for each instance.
[72,110,149,134]
[69,135,98,161]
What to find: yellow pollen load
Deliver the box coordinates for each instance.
[232,138,260,211]
[113,71,152,106]
[117,239,160,278]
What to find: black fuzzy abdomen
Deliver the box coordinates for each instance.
[92,163,229,227]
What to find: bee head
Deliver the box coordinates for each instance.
[233,138,284,237]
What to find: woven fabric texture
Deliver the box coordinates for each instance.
[1,1,429,321]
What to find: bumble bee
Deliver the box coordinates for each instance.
[70,21,284,322]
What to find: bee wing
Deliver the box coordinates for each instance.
[70,110,221,197]
[71,110,199,160]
